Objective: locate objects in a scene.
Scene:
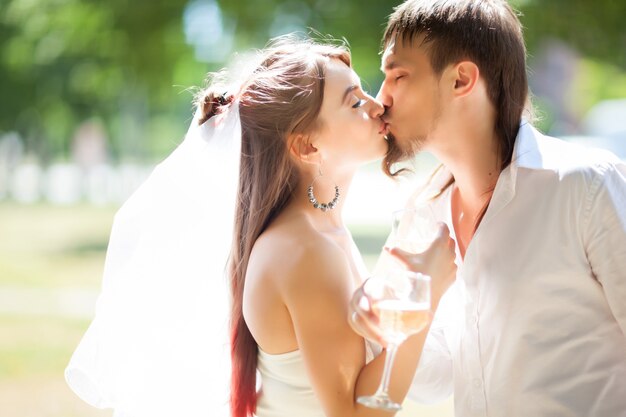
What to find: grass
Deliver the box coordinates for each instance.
[0,203,114,289]
[0,313,110,417]
[0,203,115,417]
[0,314,89,378]
[0,202,452,417]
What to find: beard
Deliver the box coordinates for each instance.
[382,95,443,177]
[381,130,426,178]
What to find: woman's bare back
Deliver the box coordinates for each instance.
[243,208,365,355]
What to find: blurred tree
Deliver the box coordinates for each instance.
[0,0,624,162]
[218,0,394,86]
[516,0,626,69]
[0,0,200,161]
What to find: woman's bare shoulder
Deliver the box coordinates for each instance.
[248,215,350,290]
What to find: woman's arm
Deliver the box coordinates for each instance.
[280,226,456,417]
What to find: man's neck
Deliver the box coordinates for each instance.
[430,124,501,215]
[428,123,501,258]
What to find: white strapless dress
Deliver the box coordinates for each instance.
[255,342,380,417]
[256,239,378,416]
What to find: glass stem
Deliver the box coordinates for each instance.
[377,342,399,397]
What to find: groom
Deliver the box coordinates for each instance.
[352,0,626,416]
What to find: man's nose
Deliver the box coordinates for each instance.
[376,82,393,109]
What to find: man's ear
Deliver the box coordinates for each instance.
[289,133,319,165]
[450,61,480,97]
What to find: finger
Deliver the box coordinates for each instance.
[386,247,414,269]
[349,307,373,337]
[350,282,380,325]
[434,222,451,242]
[348,310,364,334]
[350,285,366,312]
[349,310,387,346]
[386,246,413,259]
[350,284,373,315]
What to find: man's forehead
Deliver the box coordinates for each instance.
[381,36,428,72]
[380,39,397,71]
[382,38,396,59]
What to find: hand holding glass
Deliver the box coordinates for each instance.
[374,207,440,275]
[391,206,440,253]
[356,269,431,411]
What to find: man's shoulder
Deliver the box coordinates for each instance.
[529,132,623,179]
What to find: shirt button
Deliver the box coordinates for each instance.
[473,378,482,388]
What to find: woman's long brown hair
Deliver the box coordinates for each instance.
[196,36,350,417]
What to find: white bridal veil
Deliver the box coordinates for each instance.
[65,105,241,417]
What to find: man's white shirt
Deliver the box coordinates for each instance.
[401,122,626,417]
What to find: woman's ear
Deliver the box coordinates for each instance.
[289,133,319,165]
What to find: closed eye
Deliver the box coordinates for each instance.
[352,99,367,108]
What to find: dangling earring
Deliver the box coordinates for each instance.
[307,165,340,212]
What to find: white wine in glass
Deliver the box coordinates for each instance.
[374,299,431,344]
[357,270,431,411]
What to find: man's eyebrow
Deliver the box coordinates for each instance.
[342,85,359,103]
[381,60,398,72]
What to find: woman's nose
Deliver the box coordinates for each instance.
[367,95,385,119]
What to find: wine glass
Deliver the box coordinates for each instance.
[373,206,440,276]
[391,206,440,253]
[356,269,431,411]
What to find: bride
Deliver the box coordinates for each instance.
[66,35,456,417]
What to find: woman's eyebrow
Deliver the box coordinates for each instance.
[342,85,359,104]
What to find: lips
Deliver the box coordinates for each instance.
[378,121,389,135]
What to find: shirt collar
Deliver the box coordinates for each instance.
[512,120,562,171]
[411,121,546,207]
[477,120,564,229]
[415,121,543,227]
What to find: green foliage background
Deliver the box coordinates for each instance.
[1,0,625,162]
